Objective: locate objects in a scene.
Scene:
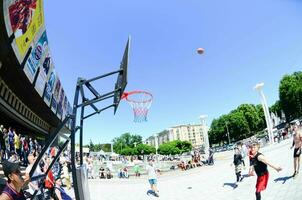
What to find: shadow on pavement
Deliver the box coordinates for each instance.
[223,182,238,189]
[242,174,250,178]
[274,175,293,184]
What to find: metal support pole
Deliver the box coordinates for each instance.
[71,84,80,200]
[80,105,84,165]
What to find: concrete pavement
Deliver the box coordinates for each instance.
[88,139,302,200]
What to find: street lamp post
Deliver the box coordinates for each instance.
[154,134,158,155]
[254,83,274,144]
[199,115,209,156]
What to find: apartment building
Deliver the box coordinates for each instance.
[145,124,208,149]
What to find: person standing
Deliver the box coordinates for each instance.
[21,137,29,166]
[28,138,34,154]
[146,159,159,196]
[237,142,247,169]
[231,147,244,187]
[0,126,5,162]
[249,142,282,200]
[8,128,14,154]
[290,125,302,176]
[3,128,9,159]
[14,133,20,159]
[134,164,141,177]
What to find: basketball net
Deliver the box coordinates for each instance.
[122,91,153,122]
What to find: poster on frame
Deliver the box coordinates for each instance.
[34,52,52,97]
[62,96,68,121]
[51,74,61,113]
[3,0,44,63]
[43,67,56,106]
[57,88,64,120]
[23,30,48,83]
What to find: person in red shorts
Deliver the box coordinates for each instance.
[249,142,282,200]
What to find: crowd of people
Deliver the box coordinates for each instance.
[0,125,42,167]
[0,124,74,200]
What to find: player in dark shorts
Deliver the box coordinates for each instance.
[293,147,301,157]
[291,125,302,176]
[249,142,282,200]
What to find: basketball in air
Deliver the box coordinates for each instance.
[197,48,204,55]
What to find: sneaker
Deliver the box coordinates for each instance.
[240,176,244,182]
[293,171,297,177]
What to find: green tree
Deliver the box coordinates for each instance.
[158,140,192,155]
[209,108,255,145]
[120,147,134,156]
[227,110,250,140]
[255,104,266,131]
[208,118,224,145]
[270,100,282,118]
[237,104,261,135]
[89,139,94,151]
[112,133,143,154]
[279,72,302,121]
[209,115,231,145]
[100,143,111,152]
[158,143,180,155]
[174,140,192,153]
[135,144,156,155]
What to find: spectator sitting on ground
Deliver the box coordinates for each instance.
[99,167,105,179]
[191,156,197,168]
[123,167,129,178]
[118,168,123,178]
[178,161,186,171]
[105,168,112,179]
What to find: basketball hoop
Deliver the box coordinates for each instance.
[122,91,153,122]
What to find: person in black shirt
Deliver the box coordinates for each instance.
[249,142,282,200]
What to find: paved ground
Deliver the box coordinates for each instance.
[88,139,302,200]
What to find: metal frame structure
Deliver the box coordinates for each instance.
[70,70,126,200]
[29,37,130,200]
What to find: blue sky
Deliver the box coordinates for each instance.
[44,0,302,144]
